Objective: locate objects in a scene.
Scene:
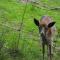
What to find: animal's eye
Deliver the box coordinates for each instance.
[39,26,42,32]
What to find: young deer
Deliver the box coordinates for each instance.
[34,16,56,60]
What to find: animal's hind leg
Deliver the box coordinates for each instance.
[47,44,52,60]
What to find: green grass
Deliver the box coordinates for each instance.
[0,0,60,60]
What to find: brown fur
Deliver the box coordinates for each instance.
[34,16,56,60]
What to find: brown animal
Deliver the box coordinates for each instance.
[34,16,56,60]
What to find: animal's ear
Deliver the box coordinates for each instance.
[34,18,39,26]
[48,22,56,28]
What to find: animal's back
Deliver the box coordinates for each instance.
[40,16,52,25]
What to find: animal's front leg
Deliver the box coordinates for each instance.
[42,43,45,60]
[47,44,52,60]
[49,45,52,60]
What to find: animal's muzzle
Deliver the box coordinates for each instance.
[41,33,48,45]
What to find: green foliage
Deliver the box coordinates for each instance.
[0,0,60,60]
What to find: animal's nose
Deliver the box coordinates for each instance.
[41,33,46,41]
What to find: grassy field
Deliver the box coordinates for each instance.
[0,0,60,60]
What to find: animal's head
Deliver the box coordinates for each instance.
[34,18,56,38]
